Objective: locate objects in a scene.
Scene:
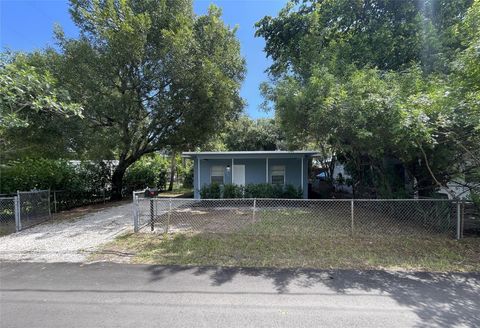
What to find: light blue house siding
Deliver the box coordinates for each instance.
[185,151,317,199]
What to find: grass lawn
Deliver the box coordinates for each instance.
[93,229,480,272]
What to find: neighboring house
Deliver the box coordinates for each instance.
[331,163,353,194]
[437,181,479,200]
[312,161,353,195]
[182,151,319,199]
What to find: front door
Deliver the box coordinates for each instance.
[232,165,245,186]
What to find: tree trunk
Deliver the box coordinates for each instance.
[111,164,127,201]
[168,152,176,191]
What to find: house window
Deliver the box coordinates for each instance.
[210,166,224,184]
[271,165,285,185]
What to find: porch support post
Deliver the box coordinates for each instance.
[197,158,201,195]
[301,156,304,192]
[265,157,269,183]
[231,158,234,184]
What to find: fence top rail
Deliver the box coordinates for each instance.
[139,197,457,202]
[17,189,50,194]
[0,197,15,200]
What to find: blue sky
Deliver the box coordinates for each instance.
[1,0,287,118]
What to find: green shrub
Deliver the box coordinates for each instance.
[157,171,168,191]
[0,158,79,194]
[182,167,194,188]
[471,192,480,210]
[244,183,274,198]
[124,154,169,193]
[283,184,303,198]
[0,158,118,195]
[198,183,303,199]
[77,161,114,191]
[199,182,221,199]
[223,184,244,198]
[124,164,157,192]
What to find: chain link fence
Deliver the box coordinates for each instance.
[132,196,462,239]
[0,197,17,236]
[51,189,109,213]
[17,190,51,230]
[1,189,113,236]
[0,190,51,235]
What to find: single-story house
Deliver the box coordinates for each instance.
[182,151,319,199]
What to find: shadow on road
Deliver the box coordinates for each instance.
[146,265,480,327]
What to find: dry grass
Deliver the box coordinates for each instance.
[94,204,479,271]
[93,230,480,272]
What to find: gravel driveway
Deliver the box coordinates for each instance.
[0,203,132,262]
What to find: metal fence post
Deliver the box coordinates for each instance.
[351,199,354,235]
[461,202,465,239]
[166,198,172,234]
[150,198,154,232]
[133,193,139,233]
[103,189,106,204]
[14,195,21,232]
[456,201,461,240]
[47,189,52,219]
[53,190,57,214]
[252,198,256,221]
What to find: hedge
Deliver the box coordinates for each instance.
[199,183,303,199]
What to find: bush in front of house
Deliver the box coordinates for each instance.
[199,182,222,199]
[283,184,303,198]
[243,183,275,198]
[223,184,244,198]
[199,183,303,199]
[244,183,302,199]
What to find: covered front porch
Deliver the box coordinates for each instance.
[182,151,319,199]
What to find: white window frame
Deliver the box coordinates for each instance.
[210,165,224,185]
[271,165,285,185]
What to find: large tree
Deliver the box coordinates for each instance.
[0,53,83,160]
[222,116,285,151]
[48,0,245,199]
[256,0,478,197]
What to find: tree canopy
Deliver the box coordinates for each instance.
[0,53,83,160]
[1,0,246,199]
[257,0,479,197]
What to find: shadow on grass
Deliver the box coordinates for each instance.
[144,264,480,327]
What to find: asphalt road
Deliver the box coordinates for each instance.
[1,262,479,328]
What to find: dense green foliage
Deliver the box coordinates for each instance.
[0,53,83,160]
[123,154,169,193]
[199,183,303,199]
[199,182,222,199]
[1,0,245,200]
[0,153,192,197]
[256,0,480,198]
[223,116,285,151]
[182,166,194,189]
[0,159,113,194]
[201,115,285,151]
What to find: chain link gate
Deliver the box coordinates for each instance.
[0,190,52,235]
